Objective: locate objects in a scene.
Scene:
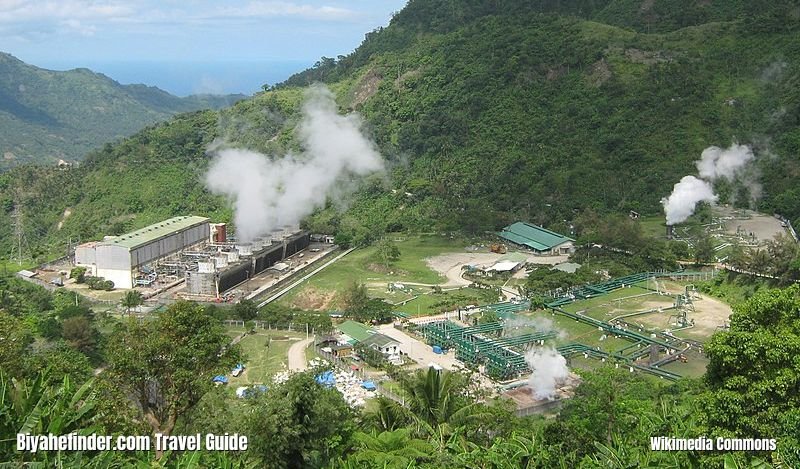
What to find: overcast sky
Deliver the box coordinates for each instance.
[1,0,408,94]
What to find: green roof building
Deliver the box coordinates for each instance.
[74,215,210,289]
[360,333,401,356]
[337,320,376,344]
[498,222,575,255]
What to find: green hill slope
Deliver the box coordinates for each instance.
[1,0,799,262]
[0,52,245,169]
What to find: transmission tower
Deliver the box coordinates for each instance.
[10,202,28,265]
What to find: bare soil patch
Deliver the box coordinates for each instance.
[716,206,788,243]
[290,287,338,311]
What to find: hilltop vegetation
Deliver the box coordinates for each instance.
[0,52,245,169]
[1,0,800,262]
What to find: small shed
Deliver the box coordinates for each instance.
[331,343,354,358]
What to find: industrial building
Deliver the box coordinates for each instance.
[74,215,312,296]
[498,222,575,255]
[185,229,310,298]
[75,216,210,289]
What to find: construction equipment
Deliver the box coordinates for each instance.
[490,243,507,254]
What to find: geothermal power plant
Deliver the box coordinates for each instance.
[74,215,310,297]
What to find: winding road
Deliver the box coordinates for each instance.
[287,337,314,371]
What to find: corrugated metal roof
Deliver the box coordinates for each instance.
[337,320,375,343]
[360,333,399,348]
[101,216,209,250]
[498,222,574,251]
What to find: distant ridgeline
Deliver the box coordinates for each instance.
[1,0,800,261]
[0,52,245,169]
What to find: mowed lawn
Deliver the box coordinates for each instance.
[225,327,305,385]
[278,235,471,307]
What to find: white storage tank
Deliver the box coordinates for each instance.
[252,237,265,251]
[237,243,253,257]
[213,255,228,269]
[226,250,239,263]
[198,261,215,273]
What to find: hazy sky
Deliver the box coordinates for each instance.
[1,0,408,95]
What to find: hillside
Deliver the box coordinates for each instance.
[0,52,246,169]
[1,0,800,262]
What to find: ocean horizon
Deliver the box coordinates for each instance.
[36,59,313,96]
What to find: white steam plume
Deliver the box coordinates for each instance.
[205,84,383,241]
[504,316,568,340]
[525,346,570,401]
[662,143,758,225]
[695,144,754,181]
[662,176,718,225]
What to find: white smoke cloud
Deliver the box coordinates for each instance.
[205,84,384,241]
[663,142,759,225]
[662,176,718,225]
[504,316,568,340]
[695,144,754,181]
[525,346,570,401]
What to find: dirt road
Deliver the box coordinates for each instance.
[287,337,314,371]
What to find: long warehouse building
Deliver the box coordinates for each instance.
[75,216,210,289]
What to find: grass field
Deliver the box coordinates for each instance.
[224,327,305,385]
[639,216,668,239]
[559,285,658,314]
[278,235,471,309]
[393,287,499,317]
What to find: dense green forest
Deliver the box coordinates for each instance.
[0,52,245,169]
[1,0,799,261]
[1,1,800,261]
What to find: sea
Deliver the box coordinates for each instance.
[39,59,312,97]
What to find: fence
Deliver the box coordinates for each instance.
[222,319,318,335]
[776,214,798,243]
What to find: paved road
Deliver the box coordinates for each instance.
[377,324,461,370]
[288,337,314,371]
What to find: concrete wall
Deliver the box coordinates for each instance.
[97,267,133,289]
[74,245,96,266]
[95,244,133,270]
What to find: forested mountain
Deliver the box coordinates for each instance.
[0,52,245,169]
[2,0,800,260]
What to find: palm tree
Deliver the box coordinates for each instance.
[346,428,434,467]
[363,396,411,432]
[399,367,482,431]
[120,290,144,316]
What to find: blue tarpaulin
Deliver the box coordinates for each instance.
[212,375,228,384]
[315,371,336,387]
[361,380,377,391]
[432,345,443,354]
